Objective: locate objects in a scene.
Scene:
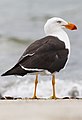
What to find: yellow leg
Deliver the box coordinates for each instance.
[32,73,38,99]
[50,74,57,99]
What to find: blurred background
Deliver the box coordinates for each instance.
[0,0,82,98]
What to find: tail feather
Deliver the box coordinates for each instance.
[1,69,12,76]
[1,64,27,76]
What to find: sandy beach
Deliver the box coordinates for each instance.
[0,99,82,120]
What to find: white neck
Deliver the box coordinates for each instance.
[45,29,70,55]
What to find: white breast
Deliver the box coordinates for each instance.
[49,29,70,56]
[47,29,70,69]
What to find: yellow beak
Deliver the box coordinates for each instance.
[65,22,77,30]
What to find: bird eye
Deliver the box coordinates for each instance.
[57,21,62,23]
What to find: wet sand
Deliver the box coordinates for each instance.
[0,99,82,120]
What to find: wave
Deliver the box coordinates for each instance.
[0,75,82,98]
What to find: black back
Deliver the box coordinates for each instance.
[1,36,69,76]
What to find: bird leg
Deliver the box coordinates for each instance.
[32,73,38,99]
[50,74,57,99]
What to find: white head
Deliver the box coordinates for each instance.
[44,17,77,35]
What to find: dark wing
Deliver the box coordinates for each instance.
[19,36,69,73]
[18,36,65,62]
[1,36,69,76]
